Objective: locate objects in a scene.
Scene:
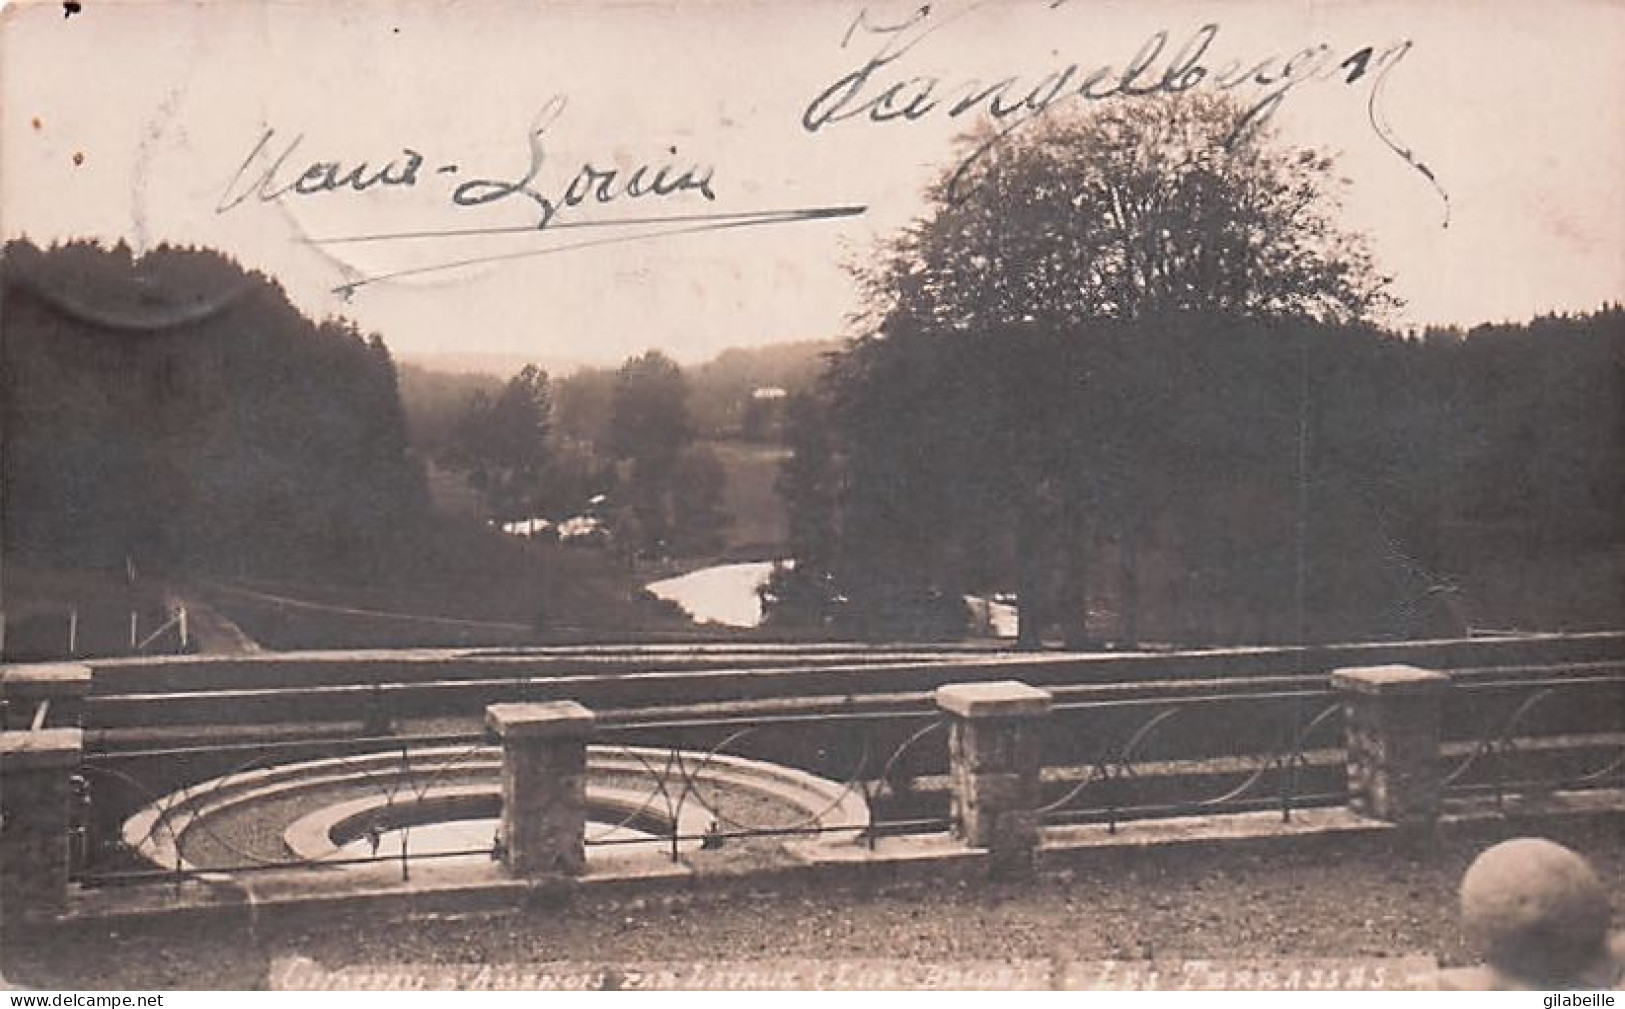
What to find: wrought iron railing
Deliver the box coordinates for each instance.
[73,735,497,887]
[65,667,1625,890]
[586,713,951,860]
[1442,673,1625,807]
[70,713,956,887]
[1037,690,1348,831]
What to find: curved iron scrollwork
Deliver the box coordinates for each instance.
[591,717,947,859]
[76,741,496,886]
[1444,679,1625,807]
[1039,697,1345,832]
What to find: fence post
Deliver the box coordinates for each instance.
[485,701,595,877]
[1332,664,1451,825]
[935,680,1053,875]
[1,727,83,923]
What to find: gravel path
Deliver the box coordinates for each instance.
[6,816,1620,990]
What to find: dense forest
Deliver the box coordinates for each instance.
[1,238,426,583]
[765,310,1625,644]
[763,95,1625,645]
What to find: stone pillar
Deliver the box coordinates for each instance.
[1,663,92,730]
[935,680,1052,872]
[1,728,83,921]
[485,701,595,877]
[1332,664,1451,824]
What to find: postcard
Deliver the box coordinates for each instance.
[2,0,1621,994]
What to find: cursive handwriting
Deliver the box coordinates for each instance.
[216,132,424,211]
[449,97,716,229]
[216,97,865,296]
[217,95,717,230]
[803,7,1447,218]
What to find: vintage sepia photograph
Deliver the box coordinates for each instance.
[1,0,1622,993]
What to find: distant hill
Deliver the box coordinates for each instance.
[396,362,503,455]
[687,339,844,437]
[546,338,843,443]
[1,240,716,655]
[401,352,590,378]
[396,340,838,557]
[403,339,844,450]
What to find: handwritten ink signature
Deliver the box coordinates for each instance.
[802,7,1448,221]
[216,95,717,230]
[216,96,865,296]
[449,97,717,229]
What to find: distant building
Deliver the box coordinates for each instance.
[498,517,554,539]
[741,386,789,441]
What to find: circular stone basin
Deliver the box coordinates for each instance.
[312,786,674,865]
[124,744,871,876]
[338,817,500,860]
[335,818,657,861]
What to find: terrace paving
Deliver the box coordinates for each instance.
[5,808,1618,990]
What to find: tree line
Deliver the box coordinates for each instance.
[764,94,1625,645]
[435,350,730,559]
[2,238,425,584]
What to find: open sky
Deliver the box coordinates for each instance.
[3,0,1622,367]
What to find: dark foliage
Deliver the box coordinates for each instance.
[1,238,427,583]
[606,350,714,555]
[551,339,841,446]
[773,308,1624,643]
[767,91,1623,644]
[444,364,553,521]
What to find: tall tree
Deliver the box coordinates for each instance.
[449,364,552,521]
[762,390,843,628]
[833,92,1396,645]
[607,350,693,553]
[860,92,1392,334]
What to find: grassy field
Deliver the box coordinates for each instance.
[707,439,791,560]
[198,512,705,650]
[7,445,786,657]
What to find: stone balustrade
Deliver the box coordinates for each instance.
[0,658,1537,916]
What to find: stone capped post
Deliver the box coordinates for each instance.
[935,680,1053,871]
[485,701,595,877]
[1,663,92,730]
[1,727,83,921]
[1331,664,1451,824]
